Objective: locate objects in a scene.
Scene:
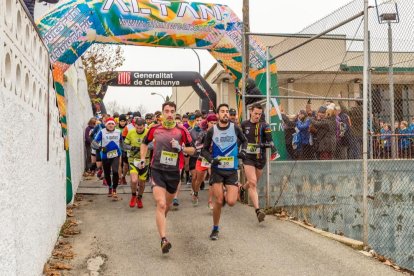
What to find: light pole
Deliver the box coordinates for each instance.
[189,49,201,75]
[151,92,166,102]
[375,0,400,158]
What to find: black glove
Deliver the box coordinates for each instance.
[100,146,107,153]
[211,158,221,166]
[130,146,139,154]
[237,150,247,161]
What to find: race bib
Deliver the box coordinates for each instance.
[160,151,178,166]
[201,158,211,168]
[218,156,234,169]
[246,143,261,154]
[107,150,118,159]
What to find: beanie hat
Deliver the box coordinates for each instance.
[119,114,127,121]
[206,114,218,122]
[318,106,327,113]
[105,117,116,126]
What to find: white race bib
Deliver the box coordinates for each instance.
[246,143,260,154]
[107,150,118,159]
[218,156,234,169]
[160,151,178,166]
[201,158,211,168]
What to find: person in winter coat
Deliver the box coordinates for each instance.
[245,78,263,107]
[281,113,298,160]
[398,121,411,159]
[311,107,337,160]
[296,110,313,160]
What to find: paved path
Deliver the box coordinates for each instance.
[68,188,400,276]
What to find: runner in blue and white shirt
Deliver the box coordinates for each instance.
[92,117,122,199]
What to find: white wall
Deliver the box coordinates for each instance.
[0,1,92,275]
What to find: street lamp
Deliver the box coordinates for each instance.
[151,92,166,102]
[375,0,399,158]
[189,49,201,75]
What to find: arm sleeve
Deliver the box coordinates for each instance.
[235,125,248,150]
[263,123,273,143]
[201,128,214,162]
[143,127,155,145]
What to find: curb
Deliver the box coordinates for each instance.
[289,220,364,250]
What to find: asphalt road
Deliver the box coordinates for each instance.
[68,188,401,276]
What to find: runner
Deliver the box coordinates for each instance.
[189,113,205,206]
[201,104,248,240]
[240,103,276,222]
[90,114,109,185]
[117,114,129,185]
[92,117,123,199]
[194,114,217,209]
[139,101,195,254]
[124,118,150,208]
[145,113,154,127]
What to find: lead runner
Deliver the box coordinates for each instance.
[139,101,195,254]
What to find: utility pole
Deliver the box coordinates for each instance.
[241,0,250,120]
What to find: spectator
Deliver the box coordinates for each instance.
[311,107,337,160]
[335,105,351,159]
[398,121,411,158]
[380,123,392,159]
[281,112,298,160]
[296,110,313,160]
[339,101,363,159]
[84,117,97,174]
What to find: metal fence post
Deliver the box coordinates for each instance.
[362,0,369,246]
[265,47,271,207]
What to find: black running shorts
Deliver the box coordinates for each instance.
[243,158,266,170]
[151,169,180,194]
[189,156,198,171]
[209,169,238,186]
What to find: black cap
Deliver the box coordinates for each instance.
[145,113,153,120]
[119,114,127,121]
[229,108,237,115]
[133,111,141,118]
[135,118,146,126]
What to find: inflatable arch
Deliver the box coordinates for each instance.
[97,71,218,112]
[37,0,286,203]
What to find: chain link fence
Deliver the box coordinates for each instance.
[251,0,414,271]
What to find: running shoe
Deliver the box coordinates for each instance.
[129,196,137,208]
[256,209,266,223]
[192,194,199,207]
[173,198,179,207]
[107,188,113,197]
[112,191,119,201]
[161,238,172,254]
[97,169,103,178]
[239,186,246,203]
[209,229,219,241]
[137,198,143,209]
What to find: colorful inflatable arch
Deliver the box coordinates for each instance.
[36,0,286,203]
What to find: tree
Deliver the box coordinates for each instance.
[105,101,148,116]
[81,45,125,103]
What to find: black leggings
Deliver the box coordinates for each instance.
[103,157,120,190]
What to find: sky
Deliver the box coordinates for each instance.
[103,0,354,114]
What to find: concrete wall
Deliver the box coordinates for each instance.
[259,160,414,270]
[0,2,92,275]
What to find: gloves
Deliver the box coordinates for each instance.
[237,150,247,161]
[171,139,182,152]
[100,146,107,153]
[211,158,222,166]
[135,159,146,169]
[130,146,139,155]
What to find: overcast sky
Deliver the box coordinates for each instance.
[104,0,354,114]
